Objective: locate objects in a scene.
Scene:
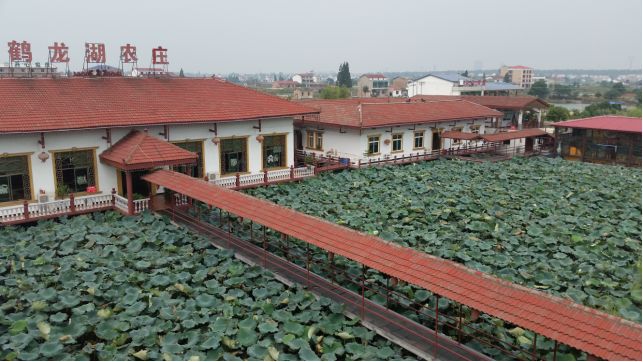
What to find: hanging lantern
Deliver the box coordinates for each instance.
[211,137,221,145]
[38,151,49,162]
[256,135,264,143]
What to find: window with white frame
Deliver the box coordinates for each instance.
[367,135,380,155]
[413,131,424,149]
[392,133,403,152]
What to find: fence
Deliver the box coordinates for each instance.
[210,166,315,190]
[0,193,116,224]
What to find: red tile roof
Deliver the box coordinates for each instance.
[482,128,550,142]
[411,95,549,110]
[551,116,642,133]
[362,73,386,79]
[0,78,318,134]
[298,99,502,128]
[143,169,642,361]
[100,130,197,171]
[507,65,532,70]
[441,130,481,140]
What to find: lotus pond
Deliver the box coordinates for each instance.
[0,212,415,361]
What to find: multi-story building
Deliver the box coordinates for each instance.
[356,73,389,97]
[408,72,521,96]
[292,72,317,87]
[499,65,534,89]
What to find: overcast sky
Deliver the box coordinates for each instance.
[0,0,640,74]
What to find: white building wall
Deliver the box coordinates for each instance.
[0,117,293,202]
[299,118,492,161]
[408,76,457,97]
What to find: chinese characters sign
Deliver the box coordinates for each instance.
[85,43,106,63]
[8,40,32,63]
[120,43,137,63]
[48,42,69,63]
[152,46,168,65]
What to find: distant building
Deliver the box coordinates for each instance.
[132,68,169,77]
[408,72,522,96]
[388,76,408,97]
[357,73,389,97]
[499,65,534,88]
[0,63,58,78]
[292,72,317,87]
[293,88,314,100]
[272,80,298,89]
[552,116,642,167]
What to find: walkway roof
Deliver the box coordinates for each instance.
[143,169,641,361]
[482,128,550,142]
[552,116,642,134]
[100,130,197,171]
[440,130,481,140]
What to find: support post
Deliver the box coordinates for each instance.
[532,334,538,360]
[290,165,294,179]
[263,169,268,183]
[148,184,154,212]
[23,200,29,220]
[435,295,440,357]
[263,227,267,267]
[235,173,240,187]
[553,340,558,361]
[458,303,463,343]
[126,171,134,215]
[306,242,311,288]
[219,208,223,227]
[361,265,366,320]
[250,220,254,241]
[69,193,76,213]
[111,188,116,206]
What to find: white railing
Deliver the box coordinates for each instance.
[293,165,315,178]
[0,204,27,223]
[210,167,316,189]
[239,173,264,187]
[174,193,188,206]
[133,198,150,214]
[267,168,291,182]
[0,193,117,224]
[114,194,129,212]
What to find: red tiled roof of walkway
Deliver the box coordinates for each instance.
[481,128,550,142]
[143,170,642,361]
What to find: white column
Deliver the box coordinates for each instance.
[537,109,542,128]
[517,111,524,129]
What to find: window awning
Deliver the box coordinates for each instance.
[100,130,198,171]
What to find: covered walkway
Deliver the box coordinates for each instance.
[143,170,641,361]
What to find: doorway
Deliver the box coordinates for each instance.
[432,131,441,151]
[525,137,534,152]
[295,130,303,150]
[120,170,150,198]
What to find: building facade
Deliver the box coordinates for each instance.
[552,116,642,167]
[408,72,522,96]
[0,78,315,209]
[499,65,534,89]
[356,73,389,97]
[295,98,505,163]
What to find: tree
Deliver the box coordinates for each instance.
[320,86,350,99]
[179,68,185,77]
[461,70,469,77]
[503,72,512,83]
[544,106,570,121]
[528,80,549,99]
[551,84,575,100]
[362,85,370,95]
[605,82,626,99]
[336,62,352,88]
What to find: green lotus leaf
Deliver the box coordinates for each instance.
[9,320,28,335]
[200,336,221,350]
[39,341,63,357]
[298,345,320,361]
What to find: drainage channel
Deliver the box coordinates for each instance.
[159,209,490,361]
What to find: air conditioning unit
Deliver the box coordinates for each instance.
[207,172,218,180]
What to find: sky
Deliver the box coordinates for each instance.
[0,0,641,74]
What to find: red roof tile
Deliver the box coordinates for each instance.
[551,116,642,133]
[362,73,386,79]
[411,95,548,110]
[298,99,502,128]
[482,128,550,142]
[0,77,318,134]
[440,130,481,140]
[100,130,197,171]
[144,169,642,361]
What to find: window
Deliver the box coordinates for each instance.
[470,125,480,134]
[0,155,31,203]
[54,149,97,194]
[413,131,424,149]
[263,134,287,169]
[392,134,403,152]
[172,140,204,178]
[220,138,247,174]
[367,135,380,155]
[306,130,323,150]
